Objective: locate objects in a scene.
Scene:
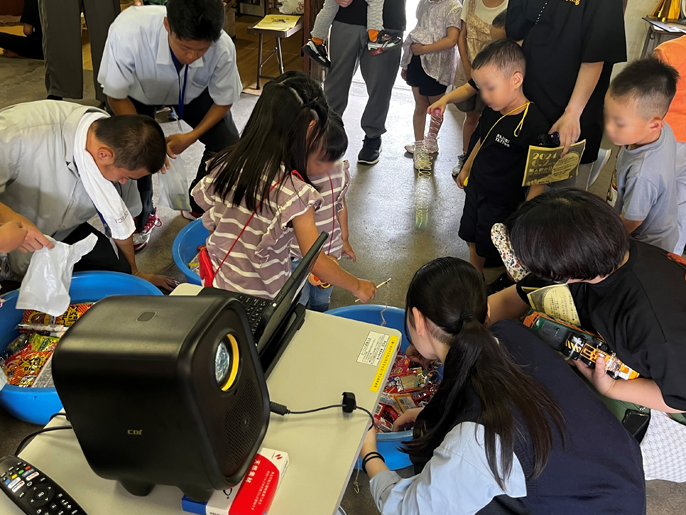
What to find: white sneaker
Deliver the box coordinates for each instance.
[587,148,611,189]
[133,232,151,252]
[405,144,415,154]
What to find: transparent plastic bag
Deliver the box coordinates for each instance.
[158,157,192,211]
[16,234,98,316]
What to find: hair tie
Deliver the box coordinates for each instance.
[459,311,477,323]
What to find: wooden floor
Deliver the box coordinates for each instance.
[0,13,305,94]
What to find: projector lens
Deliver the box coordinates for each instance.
[215,342,230,385]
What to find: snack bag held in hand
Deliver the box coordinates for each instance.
[16,234,98,316]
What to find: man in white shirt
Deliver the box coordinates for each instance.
[99,0,242,250]
[0,100,177,291]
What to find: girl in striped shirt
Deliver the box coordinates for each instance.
[291,113,355,312]
[192,74,377,302]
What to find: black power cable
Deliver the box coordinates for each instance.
[270,392,375,428]
[15,426,73,456]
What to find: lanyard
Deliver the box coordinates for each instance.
[464,101,532,186]
[170,48,189,120]
[326,172,335,256]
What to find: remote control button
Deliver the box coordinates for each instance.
[57,493,63,499]
[49,502,58,510]
[39,477,47,482]
[61,499,68,506]
[27,472,39,481]
[9,466,15,472]
[57,511,64,515]
[18,492,25,499]
[30,486,51,507]
[35,509,42,514]
[12,480,25,493]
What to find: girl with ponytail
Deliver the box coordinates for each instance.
[360,257,646,514]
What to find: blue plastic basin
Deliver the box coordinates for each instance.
[327,305,416,471]
[172,218,207,285]
[0,271,163,425]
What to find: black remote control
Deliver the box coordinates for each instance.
[0,456,86,515]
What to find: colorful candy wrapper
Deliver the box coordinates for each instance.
[394,393,417,412]
[20,303,93,332]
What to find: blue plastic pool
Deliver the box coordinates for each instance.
[0,271,162,425]
[326,305,417,471]
[172,218,207,285]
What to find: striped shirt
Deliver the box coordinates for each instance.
[291,161,351,260]
[192,167,322,299]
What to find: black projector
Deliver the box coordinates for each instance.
[52,295,270,502]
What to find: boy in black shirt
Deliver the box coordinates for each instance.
[489,189,686,415]
[456,39,548,274]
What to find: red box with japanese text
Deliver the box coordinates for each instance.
[182,448,289,515]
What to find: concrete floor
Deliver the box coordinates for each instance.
[1,54,684,514]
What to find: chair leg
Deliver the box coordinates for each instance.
[276,37,284,75]
[256,33,264,89]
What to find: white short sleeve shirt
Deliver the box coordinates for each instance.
[98,6,242,107]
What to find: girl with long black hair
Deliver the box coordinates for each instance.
[360,257,645,514]
[191,72,376,301]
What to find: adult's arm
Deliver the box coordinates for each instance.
[620,216,642,235]
[107,96,138,116]
[487,285,530,325]
[0,202,53,253]
[166,104,232,157]
[550,62,603,157]
[113,236,178,291]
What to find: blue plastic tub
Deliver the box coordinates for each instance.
[172,218,208,285]
[327,305,416,471]
[0,271,163,425]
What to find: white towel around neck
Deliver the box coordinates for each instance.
[73,112,136,240]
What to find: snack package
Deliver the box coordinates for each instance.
[374,353,442,432]
[188,245,206,274]
[8,349,52,387]
[394,393,417,412]
[20,303,93,333]
[3,334,30,358]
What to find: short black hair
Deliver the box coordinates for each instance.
[166,0,225,42]
[609,57,679,119]
[492,10,507,29]
[506,189,630,281]
[472,38,526,77]
[323,112,348,162]
[93,115,167,174]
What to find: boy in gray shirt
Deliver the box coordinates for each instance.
[604,57,680,253]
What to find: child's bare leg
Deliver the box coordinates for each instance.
[412,87,430,142]
[462,110,480,154]
[469,243,486,275]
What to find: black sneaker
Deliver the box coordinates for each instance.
[303,40,331,68]
[358,136,382,165]
[486,272,515,296]
[368,30,403,55]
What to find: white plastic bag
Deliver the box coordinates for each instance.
[16,234,98,316]
[158,157,192,211]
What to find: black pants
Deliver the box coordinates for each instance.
[0,33,43,60]
[62,223,131,274]
[125,89,240,230]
